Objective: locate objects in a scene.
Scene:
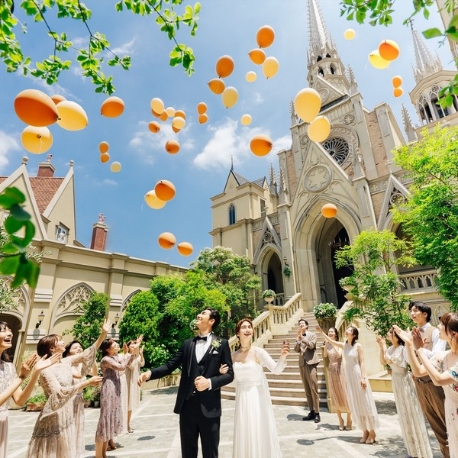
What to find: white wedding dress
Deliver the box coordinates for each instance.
[232,347,286,458]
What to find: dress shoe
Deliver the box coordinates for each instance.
[314,413,321,423]
[302,411,316,421]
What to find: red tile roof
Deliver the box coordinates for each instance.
[29,177,64,213]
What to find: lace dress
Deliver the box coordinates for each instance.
[343,343,379,432]
[126,355,144,412]
[233,347,286,458]
[26,345,97,458]
[385,345,432,458]
[95,353,134,442]
[325,344,349,412]
[0,361,17,458]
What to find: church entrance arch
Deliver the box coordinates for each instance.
[259,249,284,306]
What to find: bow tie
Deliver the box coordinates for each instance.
[195,335,208,342]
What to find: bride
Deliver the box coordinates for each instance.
[221,318,289,458]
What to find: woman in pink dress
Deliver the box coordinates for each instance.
[95,339,137,458]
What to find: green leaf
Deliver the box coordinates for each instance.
[10,204,30,221]
[0,255,20,275]
[4,215,24,234]
[422,28,443,39]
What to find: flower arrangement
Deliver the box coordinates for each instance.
[262,289,276,299]
[283,265,292,278]
[189,318,198,332]
[211,339,222,351]
[313,303,337,319]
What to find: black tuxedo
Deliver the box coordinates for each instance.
[148,334,233,458]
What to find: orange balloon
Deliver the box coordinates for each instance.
[155,180,176,201]
[101,96,125,118]
[256,25,275,48]
[197,102,207,114]
[198,113,208,124]
[14,89,58,127]
[250,135,273,157]
[99,141,109,154]
[158,232,176,250]
[148,121,161,133]
[177,242,194,256]
[321,203,337,218]
[100,153,110,163]
[159,111,168,122]
[248,49,266,65]
[152,109,162,118]
[393,87,403,98]
[21,126,53,154]
[50,94,66,105]
[378,39,400,61]
[175,110,186,120]
[165,140,180,154]
[208,78,226,95]
[216,55,234,78]
[392,75,402,88]
[145,190,166,209]
[172,125,181,133]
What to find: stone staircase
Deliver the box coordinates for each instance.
[222,312,328,407]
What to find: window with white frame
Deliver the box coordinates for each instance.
[55,224,68,243]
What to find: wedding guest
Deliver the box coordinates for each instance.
[63,340,99,458]
[322,327,351,431]
[0,321,59,457]
[25,320,109,458]
[317,325,379,444]
[376,328,433,457]
[125,339,145,433]
[95,339,137,458]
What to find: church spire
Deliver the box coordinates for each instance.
[411,27,442,83]
[307,0,335,60]
[401,105,417,142]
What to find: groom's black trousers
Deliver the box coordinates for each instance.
[180,394,220,458]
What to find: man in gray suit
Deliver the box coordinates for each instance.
[295,318,321,423]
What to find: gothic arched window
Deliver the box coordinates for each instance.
[322,137,350,165]
[229,204,236,225]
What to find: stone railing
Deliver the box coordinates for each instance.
[229,293,302,352]
[399,269,438,292]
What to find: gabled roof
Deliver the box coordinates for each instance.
[233,171,250,186]
[29,177,65,213]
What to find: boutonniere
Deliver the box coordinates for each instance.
[211,339,222,352]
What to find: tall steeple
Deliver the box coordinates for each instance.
[306,0,350,93]
[411,27,442,84]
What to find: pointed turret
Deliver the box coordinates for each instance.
[411,27,442,84]
[268,164,277,195]
[347,65,359,95]
[401,105,417,142]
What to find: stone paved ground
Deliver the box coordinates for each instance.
[8,388,442,458]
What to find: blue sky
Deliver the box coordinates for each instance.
[0,0,454,267]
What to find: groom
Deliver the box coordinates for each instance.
[138,308,234,458]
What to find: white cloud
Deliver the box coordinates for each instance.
[274,135,292,152]
[253,92,264,104]
[102,179,118,186]
[110,38,136,56]
[0,131,20,172]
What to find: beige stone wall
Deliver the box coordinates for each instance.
[285,150,298,197]
[364,111,389,177]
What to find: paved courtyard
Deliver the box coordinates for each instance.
[8,388,442,458]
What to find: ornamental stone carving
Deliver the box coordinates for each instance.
[304,165,332,192]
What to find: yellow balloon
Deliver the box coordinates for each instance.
[172,116,186,130]
[368,50,390,69]
[150,98,164,115]
[221,86,239,109]
[165,106,175,118]
[246,71,257,83]
[241,114,252,126]
[110,161,122,173]
[294,88,321,123]
[144,190,166,209]
[308,116,331,142]
[56,101,88,131]
[344,29,356,40]
[262,57,279,79]
[21,126,53,154]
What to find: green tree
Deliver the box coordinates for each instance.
[1,0,200,94]
[68,292,108,350]
[339,0,458,106]
[392,125,458,310]
[335,229,415,337]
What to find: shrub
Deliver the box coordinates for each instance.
[262,289,276,298]
[313,303,337,319]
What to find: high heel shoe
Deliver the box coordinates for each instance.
[345,421,352,431]
[366,434,376,444]
[338,420,345,431]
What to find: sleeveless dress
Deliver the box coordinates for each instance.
[0,361,17,458]
[26,345,97,458]
[325,343,349,412]
[343,343,379,432]
[126,355,144,412]
[232,347,286,458]
[385,345,432,458]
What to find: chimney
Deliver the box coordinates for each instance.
[37,154,55,178]
[90,214,108,251]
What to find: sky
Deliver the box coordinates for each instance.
[0,0,454,268]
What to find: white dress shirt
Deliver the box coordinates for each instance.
[195,333,212,363]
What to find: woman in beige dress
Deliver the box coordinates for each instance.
[323,327,352,430]
[125,339,144,432]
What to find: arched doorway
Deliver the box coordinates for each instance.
[261,251,284,305]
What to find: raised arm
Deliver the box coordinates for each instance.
[316,326,344,349]
[393,325,428,378]
[256,345,288,375]
[376,336,388,366]
[94,319,111,350]
[417,348,452,386]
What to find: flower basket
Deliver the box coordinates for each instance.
[316,317,336,333]
[262,289,276,304]
[313,303,337,333]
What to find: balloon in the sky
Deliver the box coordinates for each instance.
[21,126,53,154]
[165,106,176,118]
[144,190,166,209]
[250,134,273,157]
[379,39,400,61]
[241,114,252,126]
[221,86,239,109]
[110,161,122,173]
[262,57,279,79]
[99,141,109,154]
[56,101,88,131]
[197,102,207,114]
[294,88,321,123]
[51,94,66,105]
[392,75,402,88]
[100,153,110,163]
[155,179,176,201]
[101,96,125,118]
[246,71,257,83]
[172,116,186,130]
[393,87,403,98]
[198,113,208,124]
[148,121,161,133]
[344,29,356,40]
[248,49,266,65]
[175,109,186,119]
[208,78,226,95]
[150,98,165,115]
[308,116,331,143]
[368,50,390,69]
[177,242,194,256]
[159,111,168,122]
[165,140,180,154]
[14,89,58,127]
[321,203,338,218]
[158,232,176,249]
[216,55,235,78]
[256,25,275,48]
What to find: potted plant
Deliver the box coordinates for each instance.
[339,276,357,292]
[262,289,276,304]
[283,265,292,279]
[83,385,101,407]
[313,302,337,333]
[25,392,47,412]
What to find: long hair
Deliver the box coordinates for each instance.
[37,335,60,359]
[63,340,83,358]
[346,326,359,346]
[0,321,12,362]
